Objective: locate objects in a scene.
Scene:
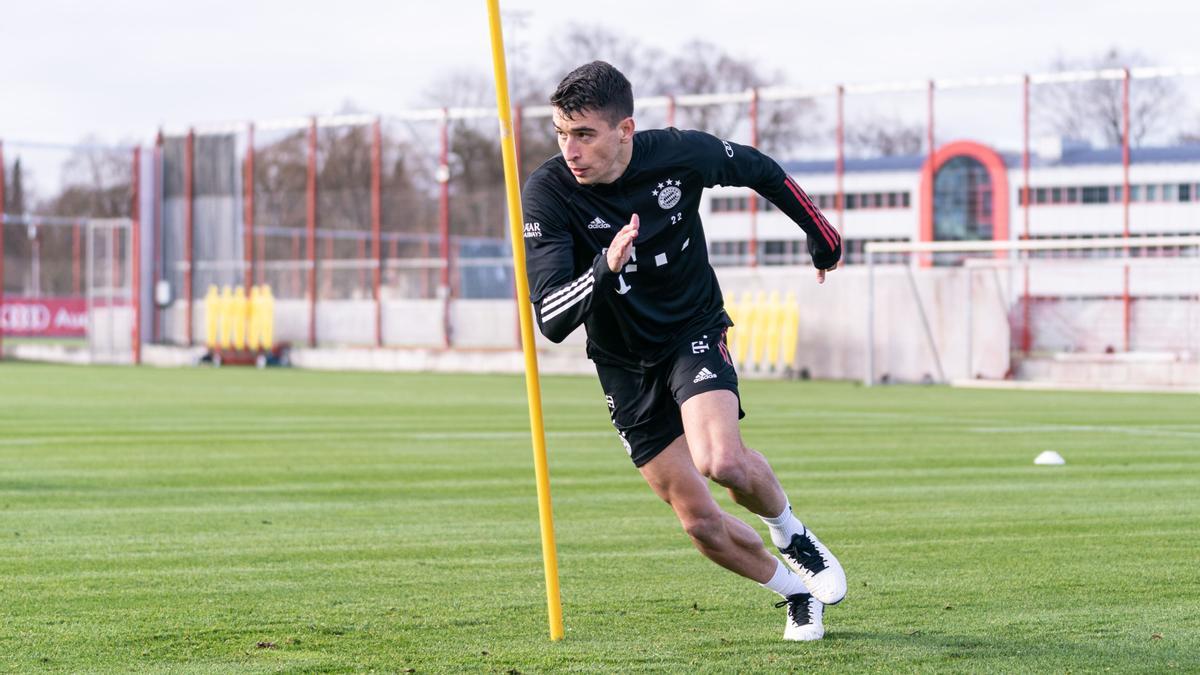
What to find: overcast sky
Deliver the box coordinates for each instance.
[2,0,1198,146]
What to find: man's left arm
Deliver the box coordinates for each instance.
[681,130,841,278]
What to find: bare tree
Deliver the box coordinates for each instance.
[541,29,820,156]
[662,40,819,156]
[48,141,132,218]
[845,117,925,157]
[541,24,668,101]
[1176,114,1200,145]
[1035,47,1182,147]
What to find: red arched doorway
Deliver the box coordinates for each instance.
[919,140,1009,260]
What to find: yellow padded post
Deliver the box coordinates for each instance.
[750,290,769,370]
[764,290,783,370]
[246,286,261,352]
[231,285,247,350]
[782,291,800,371]
[260,285,275,350]
[217,286,232,349]
[736,290,757,365]
[204,285,219,349]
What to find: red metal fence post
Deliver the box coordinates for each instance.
[513,104,524,349]
[835,84,845,262]
[439,108,452,348]
[131,147,142,365]
[371,117,383,347]
[1122,67,1132,352]
[307,117,318,348]
[185,128,195,346]
[513,104,523,176]
[748,87,759,267]
[152,131,163,343]
[925,80,936,267]
[0,140,5,359]
[72,221,81,295]
[1022,74,1032,355]
[244,123,255,291]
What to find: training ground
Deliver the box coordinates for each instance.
[1,363,1197,672]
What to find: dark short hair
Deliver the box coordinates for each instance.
[550,61,634,127]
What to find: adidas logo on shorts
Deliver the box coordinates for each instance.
[587,216,612,230]
[693,367,717,383]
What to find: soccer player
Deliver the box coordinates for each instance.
[522,61,846,641]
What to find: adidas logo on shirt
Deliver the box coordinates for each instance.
[693,367,717,383]
[587,216,612,230]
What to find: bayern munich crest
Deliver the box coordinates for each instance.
[653,179,682,210]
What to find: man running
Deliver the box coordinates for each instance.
[522,61,845,641]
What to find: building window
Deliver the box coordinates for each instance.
[1131,185,1143,202]
[1146,184,1158,201]
[1035,187,1048,204]
[1067,187,1079,203]
[1163,184,1177,202]
[1081,186,1109,204]
[902,192,911,208]
[1051,187,1062,204]
[933,155,993,246]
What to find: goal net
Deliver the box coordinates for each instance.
[862,235,1200,387]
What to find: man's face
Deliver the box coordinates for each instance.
[553,107,633,185]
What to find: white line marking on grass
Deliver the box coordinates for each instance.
[970,425,1200,439]
[409,430,613,440]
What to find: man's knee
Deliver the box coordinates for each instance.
[696,450,751,490]
[680,511,726,549]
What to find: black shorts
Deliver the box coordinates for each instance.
[596,326,743,468]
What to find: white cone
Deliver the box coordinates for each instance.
[1034,450,1066,465]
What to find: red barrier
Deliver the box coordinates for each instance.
[1,297,89,337]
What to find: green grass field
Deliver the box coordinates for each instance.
[1,362,1197,673]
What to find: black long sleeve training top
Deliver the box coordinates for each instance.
[521,128,841,370]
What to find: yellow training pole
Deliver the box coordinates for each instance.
[485,0,564,642]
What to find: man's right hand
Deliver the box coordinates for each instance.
[607,214,639,273]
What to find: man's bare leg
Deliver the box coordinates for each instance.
[680,389,846,605]
[638,427,824,641]
[638,433,779,582]
[679,390,787,518]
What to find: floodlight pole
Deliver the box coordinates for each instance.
[485,0,564,642]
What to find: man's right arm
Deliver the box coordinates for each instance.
[523,183,617,343]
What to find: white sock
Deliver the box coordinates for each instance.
[761,558,810,598]
[759,501,805,549]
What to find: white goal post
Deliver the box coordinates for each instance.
[86,218,135,364]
